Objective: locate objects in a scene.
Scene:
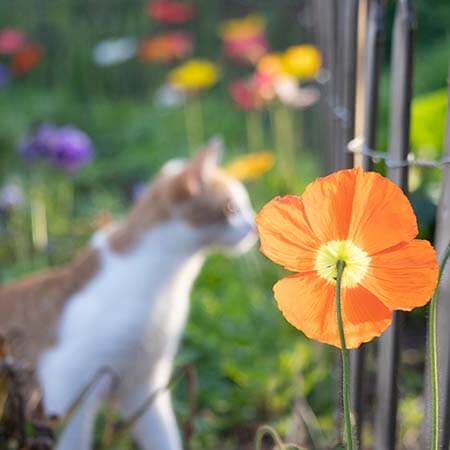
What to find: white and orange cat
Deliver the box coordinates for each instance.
[0,138,256,450]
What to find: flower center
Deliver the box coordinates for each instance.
[315,240,371,288]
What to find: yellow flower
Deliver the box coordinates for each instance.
[225,152,275,181]
[282,45,322,79]
[168,59,220,91]
[218,14,266,41]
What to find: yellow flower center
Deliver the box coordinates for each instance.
[315,240,371,288]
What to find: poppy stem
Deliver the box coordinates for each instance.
[429,244,450,450]
[335,260,354,450]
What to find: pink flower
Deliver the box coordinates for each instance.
[219,15,269,65]
[229,73,275,111]
[0,27,26,55]
[223,34,268,65]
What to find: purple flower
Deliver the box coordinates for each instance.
[0,64,11,89]
[19,123,60,162]
[49,126,94,172]
[18,124,94,172]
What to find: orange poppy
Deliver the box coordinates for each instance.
[256,168,438,348]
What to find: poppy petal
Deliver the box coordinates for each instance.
[349,170,418,254]
[274,273,392,349]
[362,240,438,310]
[256,195,320,272]
[301,169,357,242]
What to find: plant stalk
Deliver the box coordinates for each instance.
[429,244,450,450]
[335,260,354,450]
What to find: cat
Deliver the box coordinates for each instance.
[0,138,257,450]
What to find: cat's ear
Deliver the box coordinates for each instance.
[190,136,223,179]
[184,136,224,193]
[171,137,224,200]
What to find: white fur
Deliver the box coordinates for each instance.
[37,179,256,450]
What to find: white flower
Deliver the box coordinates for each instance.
[92,37,137,66]
[274,76,320,108]
[153,84,186,108]
[0,181,25,210]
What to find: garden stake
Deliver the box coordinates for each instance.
[335,260,355,450]
[429,244,450,450]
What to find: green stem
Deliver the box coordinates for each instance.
[335,260,354,450]
[184,96,204,154]
[246,110,264,151]
[429,244,450,450]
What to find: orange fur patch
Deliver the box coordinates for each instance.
[0,248,99,367]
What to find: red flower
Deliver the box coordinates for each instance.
[229,73,275,111]
[138,32,193,63]
[11,44,43,75]
[229,79,259,111]
[0,27,26,55]
[147,0,195,24]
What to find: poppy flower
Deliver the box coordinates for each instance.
[282,45,322,79]
[139,32,193,63]
[226,152,275,181]
[219,15,268,64]
[256,168,438,348]
[168,59,220,92]
[147,0,195,24]
[11,44,43,75]
[0,27,26,55]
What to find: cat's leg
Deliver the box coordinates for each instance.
[118,384,182,450]
[55,376,111,450]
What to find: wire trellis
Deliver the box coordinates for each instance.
[347,137,450,169]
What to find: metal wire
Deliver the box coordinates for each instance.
[347,137,450,169]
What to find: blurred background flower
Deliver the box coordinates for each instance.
[229,77,264,111]
[225,151,275,181]
[50,126,94,172]
[219,15,269,64]
[168,59,220,92]
[19,123,60,163]
[153,83,186,108]
[147,0,195,24]
[0,181,25,211]
[282,44,322,79]
[0,64,11,89]
[11,44,43,75]
[274,77,319,108]
[92,37,137,67]
[19,123,94,173]
[0,27,25,55]
[139,31,193,63]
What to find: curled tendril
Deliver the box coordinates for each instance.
[255,424,308,450]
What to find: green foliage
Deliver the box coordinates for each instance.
[411,88,447,159]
